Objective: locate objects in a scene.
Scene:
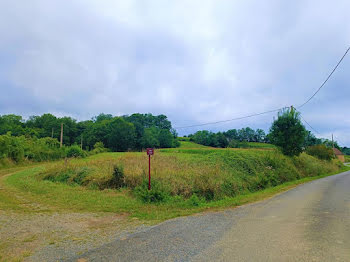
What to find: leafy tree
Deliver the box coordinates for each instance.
[224,129,239,141]
[93,113,113,122]
[254,129,266,142]
[141,128,160,148]
[216,132,228,148]
[158,129,174,148]
[106,117,136,151]
[303,131,322,147]
[0,115,25,136]
[268,108,307,156]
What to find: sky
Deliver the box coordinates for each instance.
[0,0,349,146]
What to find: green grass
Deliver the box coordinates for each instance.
[243,142,276,149]
[2,161,349,223]
[1,148,348,223]
[178,141,210,148]
[345,155,350,162]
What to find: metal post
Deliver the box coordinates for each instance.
[148,155,151,190]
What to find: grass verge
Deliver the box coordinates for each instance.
[2,159,349,224]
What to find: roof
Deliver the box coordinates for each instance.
[333,148,344,155]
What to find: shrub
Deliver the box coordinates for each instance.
[90,142,109,155]
[133,180,170,203]
[187,193,203,206]
[306,144,333,160]
[66,145,87,158]
[107,165,125,188]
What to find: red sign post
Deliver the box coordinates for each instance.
[146,148,154,190]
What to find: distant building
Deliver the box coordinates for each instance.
[333,148,345,162]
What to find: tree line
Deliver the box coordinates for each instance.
[187,109,345,156]
[188,127,267,148]
[0,113,179,152]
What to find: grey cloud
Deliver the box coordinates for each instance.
[0,0,349,145]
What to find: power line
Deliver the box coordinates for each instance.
[174,107,287,129]
[298,46,350,109]
[298,113,322,136]
[174,46,349,132]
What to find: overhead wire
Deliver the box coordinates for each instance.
[174,107,287,129]
[298,111,345,146]
[173,46,349,146]
[298,113,322,136]
[298,46,350,109]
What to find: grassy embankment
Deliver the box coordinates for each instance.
[345,155,350,162]
[1,141,348,223]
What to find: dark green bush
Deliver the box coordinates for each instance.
[107,165,125,188]
[89,142,109,155]
[66,145,87,158]
[187,193,203,206]
[134,180,170,203]
[306,144,333,160]
[71,167,92,185]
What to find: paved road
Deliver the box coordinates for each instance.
[71,171,350,262]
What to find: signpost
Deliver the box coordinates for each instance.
[146,148,154,190]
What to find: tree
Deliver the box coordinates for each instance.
[303,131,322,147]
[0,115,25,136]
[106,117,136,151]
[158,129,174,148]
[268,108,307,156]
[141,127,160,148]
[216,132,229,148]
[254,129,266,142]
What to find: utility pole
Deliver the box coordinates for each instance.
[60,123,63,148]
[51,128,54,138]
[332,134,335,157]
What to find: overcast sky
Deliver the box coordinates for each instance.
[0,0,349,145]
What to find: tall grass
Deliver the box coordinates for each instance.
[345,155,350,162]
[40,149,341,202]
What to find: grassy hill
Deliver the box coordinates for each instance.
[178,141,211,148]
[178,140,276,149]
[2,146,346,223]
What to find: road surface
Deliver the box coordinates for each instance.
[71,170,350,262]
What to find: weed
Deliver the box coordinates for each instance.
[134,180,170,203]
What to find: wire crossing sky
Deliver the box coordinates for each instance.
[298,46,350,109]
[0,1,349,145]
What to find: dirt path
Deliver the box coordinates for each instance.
[0,167,145,262]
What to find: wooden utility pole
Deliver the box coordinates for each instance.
[332,134,335,157]
[60,123,63,148]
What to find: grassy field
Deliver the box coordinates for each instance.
[1,143,347,222]
[240,142,276,149]
[178,140,211,148]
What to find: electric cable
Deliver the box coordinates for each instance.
[174,107,287,129]
[298,46,350,109]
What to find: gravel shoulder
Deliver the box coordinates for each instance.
[0,167,145,262]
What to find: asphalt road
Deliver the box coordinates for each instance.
[71,170,350,262]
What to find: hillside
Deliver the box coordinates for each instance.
[4,147,343,211]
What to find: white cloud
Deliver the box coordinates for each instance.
[0,0,349,145]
